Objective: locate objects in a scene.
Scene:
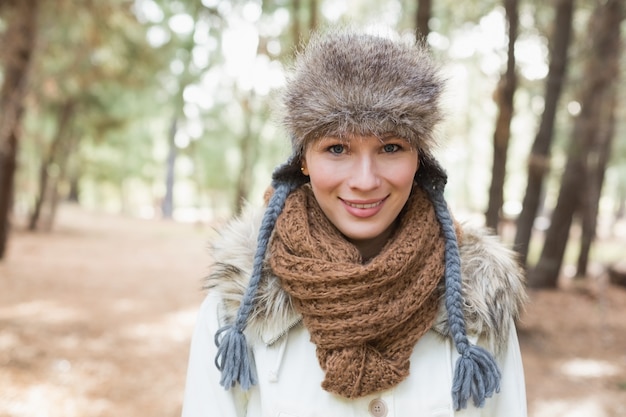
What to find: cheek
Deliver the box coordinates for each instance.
[308,163,340,192]
[386,158,419,189]
[304,154,341,191]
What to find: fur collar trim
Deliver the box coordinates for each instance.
[205,204,527,355]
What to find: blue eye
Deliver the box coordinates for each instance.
[328,144,345,154]
[383,144,400,153]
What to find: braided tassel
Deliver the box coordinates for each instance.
[420,162,501,410]
[214,167,303,391]
[214,325,257,389]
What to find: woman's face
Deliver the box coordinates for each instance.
[302,134,419,258]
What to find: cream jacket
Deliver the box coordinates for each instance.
[182,206,528,417]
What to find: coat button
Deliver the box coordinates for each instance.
[368,398,388,417]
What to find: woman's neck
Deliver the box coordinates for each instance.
[350,222,397,263]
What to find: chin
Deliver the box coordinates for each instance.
[343,229,385,243]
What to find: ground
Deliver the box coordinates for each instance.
[0,204,625,417]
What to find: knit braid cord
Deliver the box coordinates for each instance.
[422,174,502,410]
[214,172,301,390]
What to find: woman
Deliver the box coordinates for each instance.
[182,29,527,417]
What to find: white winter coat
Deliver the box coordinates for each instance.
[182,206,528,417]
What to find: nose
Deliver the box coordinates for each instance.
[347,155,381,190]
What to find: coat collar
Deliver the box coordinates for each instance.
[205,204,527,355]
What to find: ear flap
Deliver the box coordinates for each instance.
[415,153,447,191]
[272,154,310,186]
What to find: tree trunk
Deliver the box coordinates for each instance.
[609,260,626,287]
[415,0,432,41]
[514,0,575,266]
[528,146,583,288]
[309,0,318,32]
[67,175,80,203]
[0,119,20,258]
[233,96,258,215]
[485,0,518,232]
[42,128,78,232]
[161,117,177,219]
[0,0,38,259]
[575,0,622,277]
[159,5,203,220]
[615,191,625,223]
[577,104,615,277]
[28,101,75,231]
[528,0,624,288]
[292,0,301,44]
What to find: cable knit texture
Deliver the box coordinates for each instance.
[269,184,450,398]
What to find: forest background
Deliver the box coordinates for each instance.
[0,0,625,416]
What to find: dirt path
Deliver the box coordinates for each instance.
[0,205,208,417]
[0,204,625,417]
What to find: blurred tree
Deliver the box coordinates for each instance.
[425,0,500,36]
[415,0,432,40]
[309,0,319,33]
[575,0,623,278]
[0,0,39,259]
[158,2,203,220]
[229,1,300,213]
[485,0,519,232]
[289,0,318,53]
[514,0,575,267]
[233,93,266,215]
[24,0,168,229]
[609,136,626,232]
[292,0,302,43]
[529,0,623,287]
[28,100,75,230]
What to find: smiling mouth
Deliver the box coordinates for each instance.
[343,200,384,209]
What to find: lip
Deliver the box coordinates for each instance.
[340,196,387,218]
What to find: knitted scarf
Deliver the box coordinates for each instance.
[269,184,446,398]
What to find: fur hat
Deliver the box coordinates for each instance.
[214,29,501,411]
[282,30,444,157]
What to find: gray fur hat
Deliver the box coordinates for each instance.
[283,30,444,158]
[214,29,501,411]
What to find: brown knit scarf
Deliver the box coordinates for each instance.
[269,184,446,398]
